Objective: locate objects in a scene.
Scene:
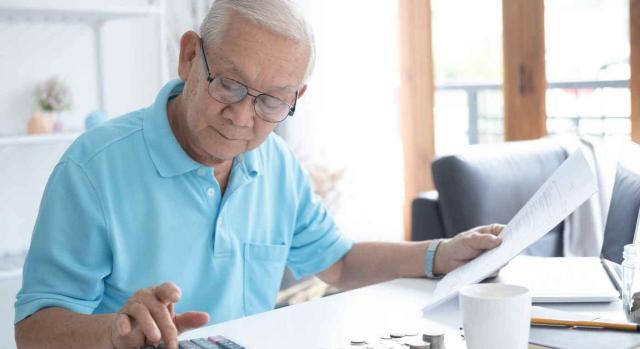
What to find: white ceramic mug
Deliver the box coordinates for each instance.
[459,283,531,349]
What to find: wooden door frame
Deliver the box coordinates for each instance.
[631,0,640,143]
[398,0,436,240]
[502,0,547,141]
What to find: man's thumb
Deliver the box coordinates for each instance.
[175,311,210,333]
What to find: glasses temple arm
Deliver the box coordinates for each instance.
[199,38,214,81]
[288,91,298,116]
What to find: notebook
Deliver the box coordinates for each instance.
[495,255,619,303]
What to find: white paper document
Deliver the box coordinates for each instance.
[423,150,598,311]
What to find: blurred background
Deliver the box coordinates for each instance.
[0,0,637,347]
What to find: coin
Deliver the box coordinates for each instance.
[423,332,444,341]
[422,331,445,349]
[350,338,367,346]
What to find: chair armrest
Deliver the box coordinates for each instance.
[411,191,446,241]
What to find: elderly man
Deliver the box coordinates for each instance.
[14,1,503,348]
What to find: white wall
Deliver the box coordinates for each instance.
[0,0,164,136]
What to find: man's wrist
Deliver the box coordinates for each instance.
[424,239,444,279]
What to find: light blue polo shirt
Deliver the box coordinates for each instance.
[15,79,353,324]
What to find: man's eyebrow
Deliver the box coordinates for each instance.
[215,55,298,95]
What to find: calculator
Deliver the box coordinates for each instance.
[141,335,245,349]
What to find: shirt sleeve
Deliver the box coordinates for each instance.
[286,162,353,279]
[14,158,112,324]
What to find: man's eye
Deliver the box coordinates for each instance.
[263,99,280,108]
[263,96,288,108]
[221,79,239,91]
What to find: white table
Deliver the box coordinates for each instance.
[180,277,626,349]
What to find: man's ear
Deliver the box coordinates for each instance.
[297,84,308,99]
[177,31,200,81]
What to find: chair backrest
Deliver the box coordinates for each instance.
[431,138,568,256]
[601,163,640,264]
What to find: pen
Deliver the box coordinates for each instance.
[634,207,640,244]
[531,317,640,332]
[601,257,623,297]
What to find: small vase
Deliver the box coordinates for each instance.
[52,111,64,133]
[53,113,64,133]
[27,111,54,134]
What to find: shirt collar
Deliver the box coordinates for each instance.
[236,146,263,178]
[144,79,203,178]
[144,79,264,178]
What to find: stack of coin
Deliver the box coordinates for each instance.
[405,341,430,349]
[422,331,445,349]
[630,292,640,322]
[632,292,640,311]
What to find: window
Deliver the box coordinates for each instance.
[545,0,630,144]
[432,0,504,155]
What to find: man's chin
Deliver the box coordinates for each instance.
[202,147,245,163]
[193,137,247,164]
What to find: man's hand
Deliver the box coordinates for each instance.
[433,224,505,275]
[111,282,209,349]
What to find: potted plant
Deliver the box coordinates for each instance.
[27,77,72,134]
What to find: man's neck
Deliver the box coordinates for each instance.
[166,95,233,194]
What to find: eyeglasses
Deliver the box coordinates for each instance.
[199,38,298,123]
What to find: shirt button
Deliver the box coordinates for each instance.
[197,168,206,176]
[207,187,215,197]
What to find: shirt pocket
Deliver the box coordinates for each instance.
[243,242,289,315]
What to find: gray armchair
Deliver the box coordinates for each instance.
[411,139,568,257]
[601,163,640,264]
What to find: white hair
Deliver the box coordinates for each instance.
[200,0,316,83]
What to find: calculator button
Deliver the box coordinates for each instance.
[179,340,203,349]
[208,336,245,349]
[191,338,222,348]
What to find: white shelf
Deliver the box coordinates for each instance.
[0,131,82,146]
[0,3,162,23]
[0,0,169,114]
[0,251,25,278]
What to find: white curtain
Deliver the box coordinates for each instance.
[280,0,404,241]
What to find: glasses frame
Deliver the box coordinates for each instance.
[198,38,298,123]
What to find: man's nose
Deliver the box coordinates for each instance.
[223,95,255,128]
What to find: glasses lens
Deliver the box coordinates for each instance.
[255,95,290,122]
[208,76,247,104]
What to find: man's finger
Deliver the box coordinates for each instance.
[116,313,132,336]
[467,232,502,251]
[112,314,146,349]
[168,303,176,320]
[175,311,210,333]
[154,282,182,304]
[490,224,506,235]
[475,224,505,236]
[127,302,162,344]
[145,299,179,349]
